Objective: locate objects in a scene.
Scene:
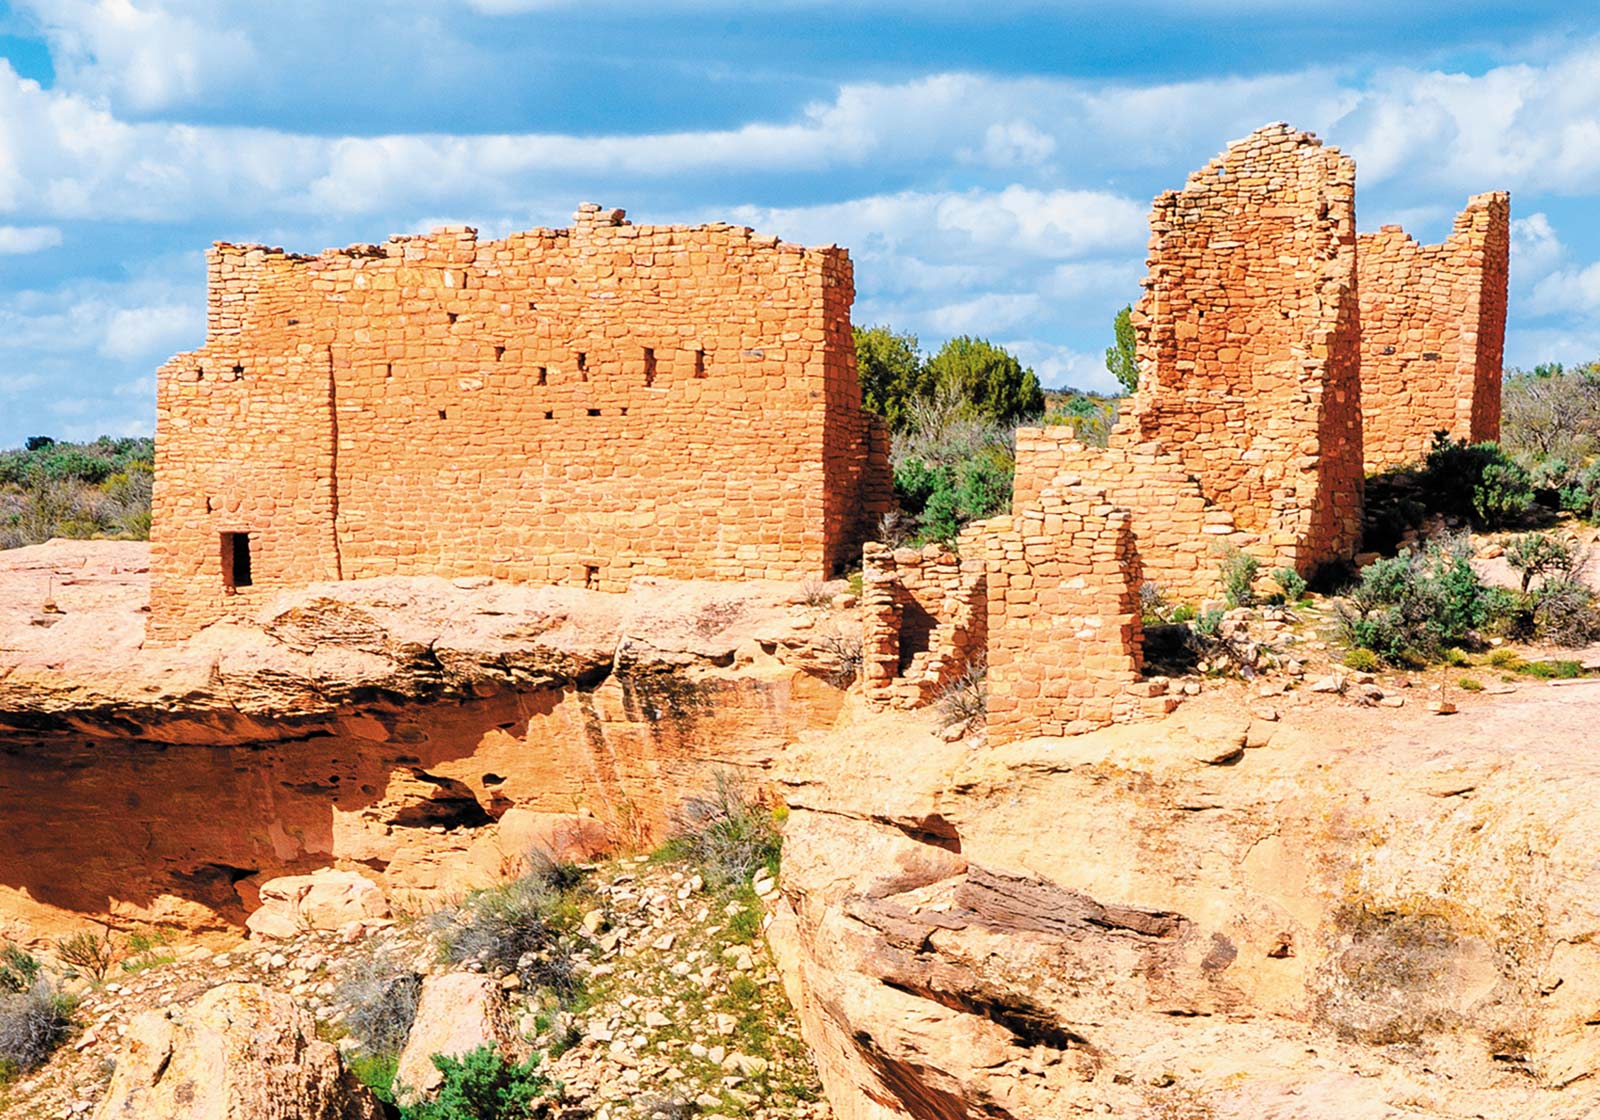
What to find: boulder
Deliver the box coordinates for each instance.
[395,972,516,1101]
[93,982,383,1120]
[245,869,389,940]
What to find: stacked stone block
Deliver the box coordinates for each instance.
[860,537,987,710]
[1120,123,1365,576]
[984,481,1172,744]
[151,204,892,639]
[1358,192,1511,473]
[1013,428,1260,604]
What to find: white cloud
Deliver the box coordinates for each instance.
[15,0,257,113]
[1530,262,1600,317]
[0,225,61,253]
[1512,212,1564,281]
[101,303,203,361]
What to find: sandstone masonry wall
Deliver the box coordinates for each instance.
[984,481,1171,743]
[1122,123,1365,575]
[860,536,986,710]
[1013,428,1260,603]
[152,205,891,639]
[1358,192,1511,473]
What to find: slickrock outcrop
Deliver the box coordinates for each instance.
[93,982,383,1120]
[395,973,517,1101]
[244,870,390,940]
[0,539,854,937]
[772,686,1600,1119]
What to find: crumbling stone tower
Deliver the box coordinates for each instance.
[1358,192,1511,473]
[150,205,891,639]
[1124,123,1365,575]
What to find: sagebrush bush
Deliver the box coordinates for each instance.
[0,977,73,1077]
[0,947,39,994]
[1336,538,1506,662]
[1531,577,1600,647]
[430,859,584,1001]
[1272,567,1307,603]
[1218,546,1260,608]
[334,949,422,1058]
[1505,532,1575,593]
[662,772,781,892]
[55,929,115,982]
[934,658,986,729]
[1342,648,1380,672]
[0,437,155,549]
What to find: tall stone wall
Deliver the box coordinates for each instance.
[152,205,891,639]
[1358,192,1511,473]
[1122,123,1365,575]
[984,482,1171,744]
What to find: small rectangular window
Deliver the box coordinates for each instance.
[576,352,587,371]
[584,565,598,589]
[221,532,253,590]
[586,408,601,417]
[693,350,706,378]
[543,410,553,420]
[643,347,656,387]
[537,367,547,385]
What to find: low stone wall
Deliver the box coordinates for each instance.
[984,481,1173,743]
[860,536,986,710]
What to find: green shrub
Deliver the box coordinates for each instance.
[55,929,115,982]
[1342,648,1379,672]
[1520,659,1584,679]
[401,1045,550,1120]
[892,451,1013,545]
[1336,539,1504,662]
[349,1051,399,1105]
[1273,567,1308,603]
[1457,676,1484,692]
[1169,603,1197,624]
[1486,648,1524,669]
[1422,433,1534,529]
[1218,546,1260,609]
[0,947,39,995]
[1192,607,1223,639]
[923,336,1044,427]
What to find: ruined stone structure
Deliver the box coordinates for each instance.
[864,122,1510,745]
[1123,123,1366,577]
[860,536,986,710]
[151,204,891,639]
[1358,192,1511,473]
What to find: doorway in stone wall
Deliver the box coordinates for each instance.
[221,532,253,591]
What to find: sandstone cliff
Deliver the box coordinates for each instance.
[0,540,852,938]
[771,689,1600,1118]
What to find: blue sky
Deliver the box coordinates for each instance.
[1,1,1599,446]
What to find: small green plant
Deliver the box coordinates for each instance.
[0,948,39,995]
[1486,648,1524,669]
[119,928,176,975]
[55,929,116,982]
[1169,603,1197,624]
[348,1051,399,1106]
[1457,676,1484,692]
[846,570,864,597]
[1342,648,1379,672]
[1442,647,1472,668]
[1519,659,1584,679]
[1422,433,1534,529]
[1273,567,1308,602]
[401,1045,551,1120]
[1218,545,1261,609]
[1335,536,1505,663]
[1192,607,1224,639]
[1505,532,1575,593]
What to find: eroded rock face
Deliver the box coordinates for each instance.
[0,541,851,938]
[93,982,383,1120]
[244,870,390,940]
[772,691,1600,1119]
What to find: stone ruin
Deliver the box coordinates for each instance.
[150,204,892,639]
[865,123,1510,745]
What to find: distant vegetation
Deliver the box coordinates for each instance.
[856,316,1130,547]
[0,435,153,549]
